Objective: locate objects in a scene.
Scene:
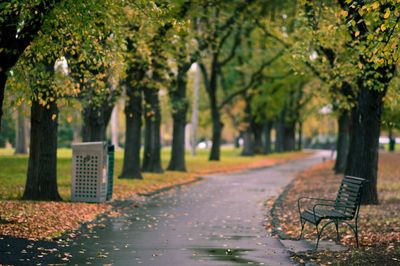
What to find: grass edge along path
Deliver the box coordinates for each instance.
[0,149,311,240]
[268,152,400,266]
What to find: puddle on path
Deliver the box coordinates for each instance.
[191,247,265,265]
[208,235,255,241]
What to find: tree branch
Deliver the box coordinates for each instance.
[199,62,210,93]
[219,28,242,66]
[218,49,287,109]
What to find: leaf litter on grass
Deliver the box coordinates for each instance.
[270,152,400,265]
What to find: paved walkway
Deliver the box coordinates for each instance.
[1,151,327,265]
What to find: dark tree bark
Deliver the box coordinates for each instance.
[253,121,263,154]
[297,120,303,151]
[142,87,163,173]
[388,128,396,152]
[345,74,391,205]
[334,110,350,174]
[263,120,272,154]
[283,120,296,151]
[120,83,143,179]
[23,95,61,201]
[168,65,189,171]
[15,105,28,154]
[0,73,6,130]
[81,102,113,142]
[275,110,285,153]
[241,96,254,156]
[204,54,224,161]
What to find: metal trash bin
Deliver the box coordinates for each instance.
[71,142,108,203]
[106,145,114,201]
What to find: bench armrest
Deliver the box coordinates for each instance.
[297,197,335,216]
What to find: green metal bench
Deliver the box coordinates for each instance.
[297,175,367,249]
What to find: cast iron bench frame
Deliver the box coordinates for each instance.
[297,175,367,249]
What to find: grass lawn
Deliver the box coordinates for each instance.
[0,147,309,240]
[271,151,400,265]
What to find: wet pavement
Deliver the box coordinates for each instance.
[1,151,327,266]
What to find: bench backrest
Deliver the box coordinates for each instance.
[334,176,366,218]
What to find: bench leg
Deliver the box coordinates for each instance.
[335,220,340,242]
[298,219,305,240]
[355,221,359,248]
[315,224,320,250]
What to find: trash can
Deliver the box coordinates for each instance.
[106,145,114,201]
[71,142,108,203]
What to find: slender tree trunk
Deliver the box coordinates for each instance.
[168,67,188,171]
[345,88,385,205]
[72,122,81,143]
[0,72,6,131]
[205,54,223,161]
[263,120,272,154]
[388,128,396,152]
[191,63,200,156]
[241,97,254,156]
[120,84,143,179]
[334,110,350,173]
[142,87,163,173]
[15,105,28,154]
[23,96,61,200]
[111,105,119,148]
[275,112,285,153]
[297,120,303,151]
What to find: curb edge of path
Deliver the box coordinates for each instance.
[137,176,204,197]
[270,177,297,240]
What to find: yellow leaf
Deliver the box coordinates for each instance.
[371,2,379,10]
[384,10,390,19]
[51,114,57,120]
[381,24,386,31]
[355,31,360,37]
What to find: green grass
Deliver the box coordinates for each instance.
[0,147,306,201]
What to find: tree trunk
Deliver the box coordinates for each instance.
[120,84,143,179]
[241,129,254,156]
[275,115,285,153]
[191,63,200,156]
[23,96,61,200]
[110,105,119,148]
[253,121,263,154]
[0,71,6,131]
[297,120,303,151]
[241,97,254,156]
[168,67,188,171]
[263,120,272,154]
[15,105,28,154]
[388,128,395,152]
[345,88,384,205]
[334,110,350,174]
[283,121,296,151]
[72,122,81,143]
[142,87,163,173]
[82,102,113,142]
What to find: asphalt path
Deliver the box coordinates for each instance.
[0,151,327,266]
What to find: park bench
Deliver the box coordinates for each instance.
[297,175,367,249]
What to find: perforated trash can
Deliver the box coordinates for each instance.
[106,145,114,201]
[71,142,108,203]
